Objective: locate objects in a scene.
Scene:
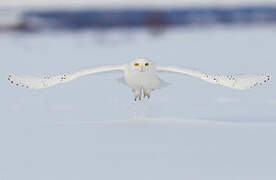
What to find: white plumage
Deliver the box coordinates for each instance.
[8,58,271,101]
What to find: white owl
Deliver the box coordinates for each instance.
[8,58,271,101]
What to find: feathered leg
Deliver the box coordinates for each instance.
[143,89,151,99]
[133,89,142,101]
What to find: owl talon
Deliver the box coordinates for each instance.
[134,96,142,101]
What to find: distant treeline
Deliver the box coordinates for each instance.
[4,6,276,31]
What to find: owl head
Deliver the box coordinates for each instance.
[129,58,155,73]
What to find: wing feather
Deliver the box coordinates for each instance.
[8,65,125,90]
[156,66,271,90]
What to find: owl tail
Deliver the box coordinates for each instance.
[117,77,127,85]
[158,77,170,89]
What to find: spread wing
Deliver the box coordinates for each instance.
[8,65,125,90]
[156,66,271,90]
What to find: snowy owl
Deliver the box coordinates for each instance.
[8,58,271,101]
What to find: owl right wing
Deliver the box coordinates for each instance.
[8,64,126,90]
[156,66,271,90]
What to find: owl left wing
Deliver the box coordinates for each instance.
[156,66,271,90]
[8,64,125,90]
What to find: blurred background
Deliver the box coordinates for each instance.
[1,0,276,180]
[1,0,276,32]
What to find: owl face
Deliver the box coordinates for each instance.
[130,59,153,73]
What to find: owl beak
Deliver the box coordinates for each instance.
[140,66,145,72]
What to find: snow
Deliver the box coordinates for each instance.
[1,26,276,179]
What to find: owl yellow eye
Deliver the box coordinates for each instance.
[145,63,149,67]
[134,63,139,67]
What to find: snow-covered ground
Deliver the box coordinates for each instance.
[1,26,276,179]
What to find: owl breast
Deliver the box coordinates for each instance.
[124,71,167,90]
